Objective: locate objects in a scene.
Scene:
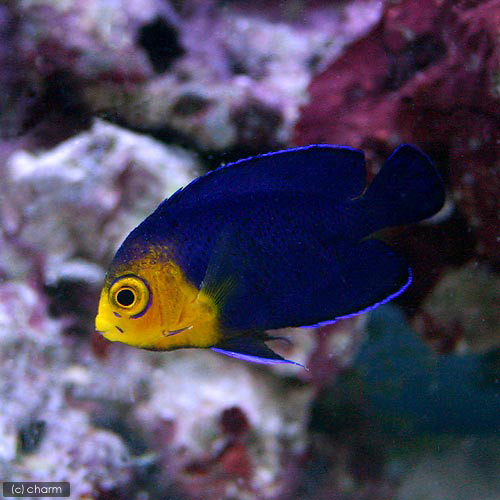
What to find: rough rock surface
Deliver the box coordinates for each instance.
[0,119,196,284]
[0,282,132,497]
[1,0,383,151]
[416,263,500,353]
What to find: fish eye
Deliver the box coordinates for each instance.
[109,275,151,318]
[116,288,136,307]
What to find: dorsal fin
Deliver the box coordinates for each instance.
[162,145,366,213]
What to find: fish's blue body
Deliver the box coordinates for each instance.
[96,144,445,365]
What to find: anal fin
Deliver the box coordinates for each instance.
[211,334,304,367]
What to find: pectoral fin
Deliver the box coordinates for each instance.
[211,334,304,367]
[199,227,239,310]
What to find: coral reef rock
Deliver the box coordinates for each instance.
[0,281,132,498]
[114,350,311,499]
[4,0,383,151]
[13,409,131,500]
[417,262,500,353]
[0,119,197,283]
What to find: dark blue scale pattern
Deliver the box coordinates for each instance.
[111,144,444,334]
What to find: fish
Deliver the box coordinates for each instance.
[95,144,445,366]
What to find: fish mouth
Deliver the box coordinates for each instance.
[96,329,117,342]
[95,317,112,337]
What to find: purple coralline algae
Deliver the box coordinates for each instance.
[295,0,500,263]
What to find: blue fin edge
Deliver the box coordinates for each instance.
[225,143,363,167]
[299,266,413,328]
[211,347,305,367]
[166,144,363,205]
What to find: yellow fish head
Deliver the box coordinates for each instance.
[95,251,221,350]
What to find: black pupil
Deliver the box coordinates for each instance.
[117,289,135,306]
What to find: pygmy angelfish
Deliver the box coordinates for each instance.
[95,144,444,365]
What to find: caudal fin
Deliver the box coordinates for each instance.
[363,144,445,228]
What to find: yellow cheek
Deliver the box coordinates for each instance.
[101,315,159,347]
